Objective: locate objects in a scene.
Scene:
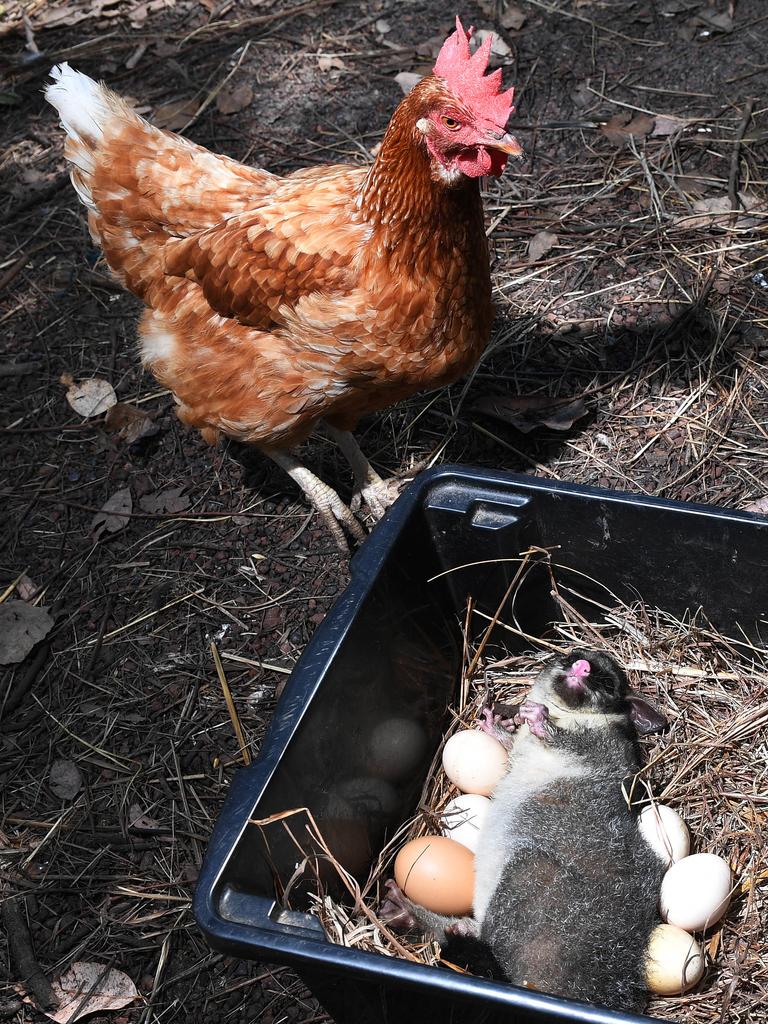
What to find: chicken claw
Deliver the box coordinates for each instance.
[265,449,365,553]
[324,425,409,520]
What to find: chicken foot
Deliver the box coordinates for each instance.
[264,448,366,553]
[323,425,405,518]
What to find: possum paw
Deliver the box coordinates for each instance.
[477,707,517,746]
[378,880,417,932]
[445,917,480,939]
[516,700,554,740]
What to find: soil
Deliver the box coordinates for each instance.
[1,1,767,1022]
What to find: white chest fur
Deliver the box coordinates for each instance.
[472,729,588,923]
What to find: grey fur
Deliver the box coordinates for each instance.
[382,649,666,1012]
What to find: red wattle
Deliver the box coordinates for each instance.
[455,146,492,178]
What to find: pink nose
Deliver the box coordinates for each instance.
[569,659,591,678]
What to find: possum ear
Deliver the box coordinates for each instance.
[627,695,667,735]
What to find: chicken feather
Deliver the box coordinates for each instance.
[46,17,520,548]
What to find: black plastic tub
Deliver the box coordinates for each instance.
[194,467,768,1024]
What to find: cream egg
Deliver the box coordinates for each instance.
[440,794,490,853]
[639,804,690,866]
[645,923,705,994]
[394,836,474,915]
[442,729,507,796]
[660,853,732,932]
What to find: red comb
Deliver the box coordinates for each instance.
[433,16,514,127]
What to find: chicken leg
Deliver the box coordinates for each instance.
[323,425,405,518]
[264,448,366,553]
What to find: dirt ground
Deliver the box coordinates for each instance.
[1,0,767,1021]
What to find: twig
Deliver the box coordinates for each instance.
[728,99,755,213]
[83,595,115,680]
[179,41,251,134]
[211,641,251,765]
[0,897,56,1011]
[0,569,28,603]
[221,652,292,674]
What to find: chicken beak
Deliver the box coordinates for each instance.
[484,131,524,158]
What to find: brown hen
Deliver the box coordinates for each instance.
[46,17,521,550]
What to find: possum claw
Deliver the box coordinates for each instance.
[478,707,517,748]
[518,700,554,740]
[445,917,481,939]
[378,880,417,932]
[477,707,502,735]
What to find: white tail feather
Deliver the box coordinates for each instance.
[46,63,140,211]
[45,63,116,150]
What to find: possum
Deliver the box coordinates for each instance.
[380,649,668,1013]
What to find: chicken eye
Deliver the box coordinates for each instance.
[442,115,461,131]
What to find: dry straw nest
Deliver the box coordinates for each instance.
[283,551,768,1023]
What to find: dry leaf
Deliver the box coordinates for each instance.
[501,6,526,30]
[415,32,448,58]
[153,98,197,130]
[216,82,253,115]
[394,72,422,95]
[32,0,123,29]
[676,193,764,230]
[659,0,699,12]
[42,963,140,1023]
[139,486,190,515]
[694,7,733,32]
[64,377,117,418]
[317,55,345,72]
[49,759,83,800]
[713,270,734,295]
[675,174,705,197]
[0,601,54,665]
[91,488,132,537]
[652,114,687,137]
[474,28,511,57]
[744,496,768,516]
[472,394,588,434]
[478,0,526,29]
[104,403,158,446]
[128,803,161,831]
[571,82,592,108]
[527,230,558,262]
[601,112,655,145]
[15,574,40,601]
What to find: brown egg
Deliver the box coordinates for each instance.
[394,836,474,915]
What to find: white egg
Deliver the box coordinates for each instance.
[645,923,705,995]
[442,730,507,796]
[639,804,690,866]
[660,853,732,932]
[440,794,490,852]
